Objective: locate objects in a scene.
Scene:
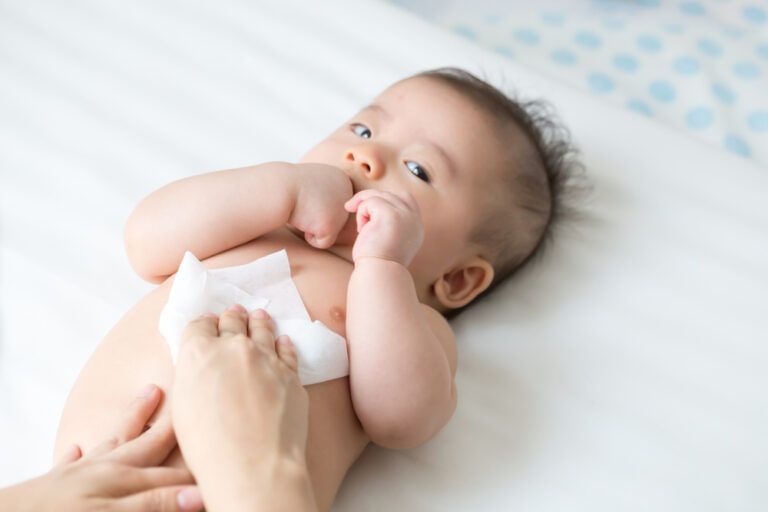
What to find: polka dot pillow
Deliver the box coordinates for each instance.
[388,0,768,167]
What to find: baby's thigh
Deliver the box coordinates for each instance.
[54,284,175,461]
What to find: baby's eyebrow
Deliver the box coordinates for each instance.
[360,103,390,119]
[424,140,457,179]
[360,103,457,179]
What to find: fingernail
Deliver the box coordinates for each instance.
[177,486,204,511]
[202,312,218,320]
[227,304,248,319]
[278,335,292,346]
[138,383,157,398]
[250,308,269,319]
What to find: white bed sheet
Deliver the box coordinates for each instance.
[1,0,766,510]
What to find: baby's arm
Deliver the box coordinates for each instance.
[124,162,352,282]
[344,191,457,450]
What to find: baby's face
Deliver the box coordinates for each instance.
[300,77,506,289]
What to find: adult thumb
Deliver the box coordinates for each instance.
[114,485,204,512]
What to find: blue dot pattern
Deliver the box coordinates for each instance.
[681,2,707,17]
[748,110,768,132]
[575,31,602,49]
[733,61,760,79]
[588,73,615,93]
[674,56,700,74]
[743,6,767,25]
[712,82,737,104]
[650,81,676,102]
[698,38,723,57]
[627,99,653,117]
[551,49,577,66]
[686,107,715,130]
[514,28,540,45]
[724,134,751,157]
[637,34,663,53]
[614,54,639,73]
[410,0,768,165]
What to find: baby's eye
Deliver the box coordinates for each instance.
[350,123,372,139]
[405,161,431,183]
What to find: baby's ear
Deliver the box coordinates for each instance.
[433,257,494,310]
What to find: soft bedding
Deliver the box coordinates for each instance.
[390,0,768,166]
[1,0,766,510]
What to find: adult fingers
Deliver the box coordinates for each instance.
[53,443,82,467]
[106,412,177,467]
[275,335,299,374]
[85,384,164,459]
[218,303,248,337]
[111,485,204,512]
[108,467,195,496]
[180,314,219,343]
[248,308,277,351]
[111,384,164,445]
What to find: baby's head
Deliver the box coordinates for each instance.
[300,67,584,318]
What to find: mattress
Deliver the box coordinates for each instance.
[1,0,766,510]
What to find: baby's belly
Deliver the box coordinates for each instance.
[54,230,369,512]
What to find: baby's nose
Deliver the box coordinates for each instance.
[344,150,382,180]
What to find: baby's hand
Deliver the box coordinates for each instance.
[289,163,354,249]
[344,190,424,266]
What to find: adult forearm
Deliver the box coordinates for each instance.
[346,258,455,449]
[124,161,297,281]
[197,456,317,512]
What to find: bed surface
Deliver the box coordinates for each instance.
[1,0,766,510]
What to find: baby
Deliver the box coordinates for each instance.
[54,67,580,511]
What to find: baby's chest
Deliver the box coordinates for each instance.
[207,228,354,338]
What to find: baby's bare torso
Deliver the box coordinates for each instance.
[55,228,370,511]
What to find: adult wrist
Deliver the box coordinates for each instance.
[196,452,315,512]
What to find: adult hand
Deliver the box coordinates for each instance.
[172,304,316,512]
[0,384,203,511]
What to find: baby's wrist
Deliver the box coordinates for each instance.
[353,255,409,272]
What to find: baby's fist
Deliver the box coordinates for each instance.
[344,190,424,266]
[289,163,354,249]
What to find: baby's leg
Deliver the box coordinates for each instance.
[54,281,179,464]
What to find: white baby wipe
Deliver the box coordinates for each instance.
[158,249,349,386]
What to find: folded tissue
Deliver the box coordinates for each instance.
[158,249,349,385]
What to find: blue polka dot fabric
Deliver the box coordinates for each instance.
[386,0,768,167]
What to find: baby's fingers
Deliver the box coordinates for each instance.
[275,335,299,374]
[344,189,382,212]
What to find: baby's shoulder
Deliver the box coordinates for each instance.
[419,304,457,375]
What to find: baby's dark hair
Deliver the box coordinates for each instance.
[407,67,587,320]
